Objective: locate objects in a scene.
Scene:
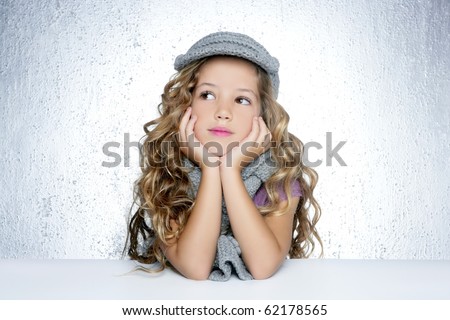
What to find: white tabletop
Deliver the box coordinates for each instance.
[1,259,449,300]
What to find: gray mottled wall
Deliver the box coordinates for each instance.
[1,0,449,259]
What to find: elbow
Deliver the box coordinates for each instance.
[250,269,276,280]
[166,246,213,280]
[183,269,210,281]
[188,275,209,281]
[247,255,285,280]
[248,263,280,280]
[178,263,212,281]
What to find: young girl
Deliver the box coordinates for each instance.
[126,31,322,281]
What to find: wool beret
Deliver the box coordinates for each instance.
[174,31,280,98]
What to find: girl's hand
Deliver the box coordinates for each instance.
[178,107,220,169]
[220,116,272,172]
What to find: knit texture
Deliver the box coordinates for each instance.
[174,31,280,98]
[183,151,277,281]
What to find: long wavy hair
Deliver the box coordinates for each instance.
[125,57,322,271]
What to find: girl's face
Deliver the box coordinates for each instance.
[191,56,261,156]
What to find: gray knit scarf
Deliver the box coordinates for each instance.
[183,151,276,281]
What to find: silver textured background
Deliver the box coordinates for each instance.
[1,0,449,259]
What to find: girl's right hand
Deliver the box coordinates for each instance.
[178,107,220,169]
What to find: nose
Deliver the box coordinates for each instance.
[214,104,232,121]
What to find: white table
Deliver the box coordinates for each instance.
[1,259,449,300]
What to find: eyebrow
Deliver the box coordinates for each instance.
[196,82,217,89]
[196,82,258,98]
[236,88,258,98]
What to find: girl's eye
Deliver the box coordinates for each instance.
[200,91,215,100]
[236,97,251,105]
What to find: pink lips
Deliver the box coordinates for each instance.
[208,126,232,137]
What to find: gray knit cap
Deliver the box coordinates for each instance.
[174,31,280,98]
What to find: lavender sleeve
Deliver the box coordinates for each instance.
[253,180,302,206]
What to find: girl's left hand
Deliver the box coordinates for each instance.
[220,116,272,172]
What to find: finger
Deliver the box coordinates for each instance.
[256,117,268,142]
[184,114,204,164]
[178,107,192,140]
[255,117,271,151]
[185,113,196,137]
[178,108,193,156]
[252,117,266,153]
[243,116,260,144]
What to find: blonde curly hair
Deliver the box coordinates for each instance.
[125,57,322,270]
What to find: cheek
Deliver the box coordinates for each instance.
[242,112,257,132]
[191,104,210,120]
[192,117,207,142]
[243,121,254,137]
[190,108,199,119]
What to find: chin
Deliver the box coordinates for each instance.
[205,144,225,157]
[200,138,238,158]
[208,150,224,157]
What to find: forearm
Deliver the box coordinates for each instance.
[166,167,222,279]
[220,168,288,279]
